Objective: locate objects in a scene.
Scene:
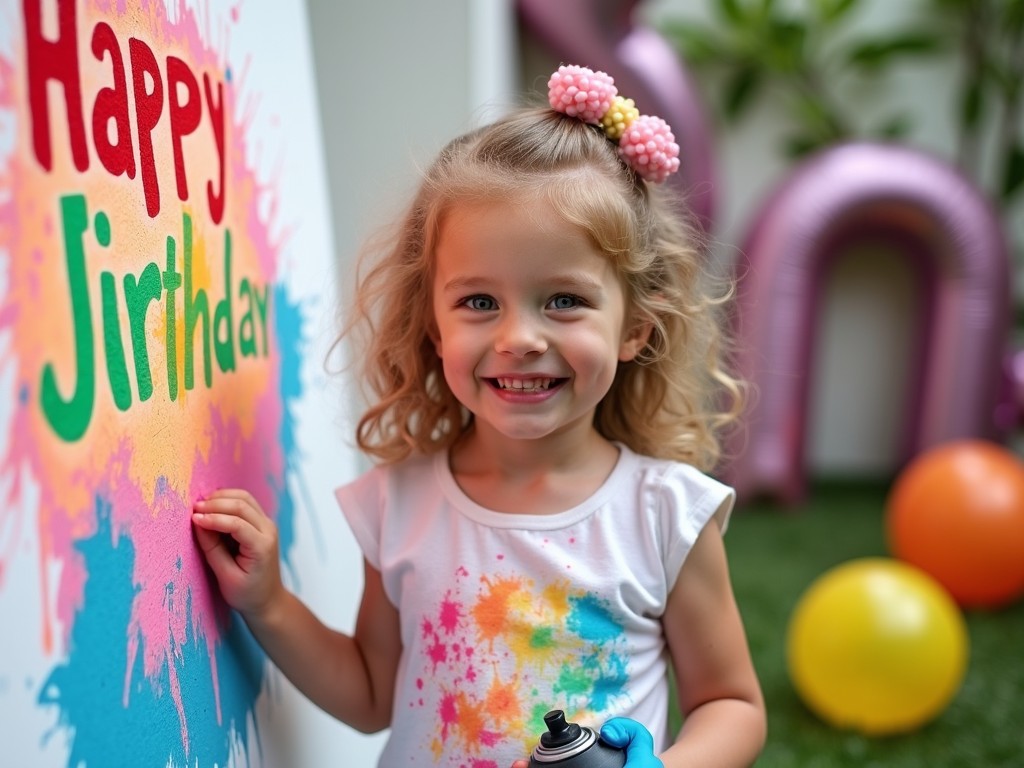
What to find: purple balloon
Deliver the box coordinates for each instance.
[726,142,1012,504]
[1002,347,1024,432]
[516,0,717,231]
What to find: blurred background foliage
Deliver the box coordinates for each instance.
[659,0,1024,297]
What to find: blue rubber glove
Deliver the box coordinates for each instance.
[599,718,665,767]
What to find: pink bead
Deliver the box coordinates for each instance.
[619,115,680,183]
[547,64,617,125]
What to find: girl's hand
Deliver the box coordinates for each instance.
[192,489,284,619]
[599,718,664,767]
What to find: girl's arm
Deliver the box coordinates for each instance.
[192,489,401,732]
[659,518,767,767]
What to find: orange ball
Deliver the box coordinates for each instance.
[886,440,1024,609]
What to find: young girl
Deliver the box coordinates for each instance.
[193,65,766,767]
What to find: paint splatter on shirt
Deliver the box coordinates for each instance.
[337,443,734,766]
[412,571,629,760]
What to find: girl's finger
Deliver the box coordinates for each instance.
[192,509,267,552]
[194,494,269,531]
[192,523,238,571]
[203,488,262,508]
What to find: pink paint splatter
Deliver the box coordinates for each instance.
[439,691,458,740]
[427,638,448,667]
[439,595,462,634]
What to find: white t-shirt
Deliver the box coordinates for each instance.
[335,443,734,767]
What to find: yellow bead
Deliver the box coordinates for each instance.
[601,97,639,140]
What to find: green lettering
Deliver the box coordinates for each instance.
[252,282,270,356]
[101,271,132,411]
[163,235,180,401]
[123,262,161,402]
[213,229,235,373]
[40,195,95,442]
[183,213,211,389]
[237,277,257,357]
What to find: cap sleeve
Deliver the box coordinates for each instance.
[334,466,387,571]
[656,464,736,592]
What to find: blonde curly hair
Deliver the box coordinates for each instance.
[339,107,744,473]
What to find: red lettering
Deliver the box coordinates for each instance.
[91,22,135,179]
[167,56,201,204]
[128,37,163,218]
[22,8,229,225]
[24,0,88,172]
[204,73,226,225]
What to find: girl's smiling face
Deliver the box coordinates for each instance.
[430,197,650,445]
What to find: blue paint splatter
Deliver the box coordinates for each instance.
[588,653,629,712]
[554,595,630,712]
[39,497,265,767]
[567,595,622,644]
[274,283,304,561]
[272,283,328,565]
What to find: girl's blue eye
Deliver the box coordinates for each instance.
[549,294,581,310]
[466,296,497,311]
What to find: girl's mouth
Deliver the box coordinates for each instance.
[489,377,565,393]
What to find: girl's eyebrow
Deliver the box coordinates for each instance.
[441,276,491,292]
[442,273,606,293]
[551,274,606,293]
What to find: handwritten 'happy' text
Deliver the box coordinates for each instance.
[25,0,226,222]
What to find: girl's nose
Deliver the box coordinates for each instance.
[494,311,547,356]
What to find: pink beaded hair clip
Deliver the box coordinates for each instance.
[547,64,681,184]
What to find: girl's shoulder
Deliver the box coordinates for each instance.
[619,444,732,493]
[337,451,440,501]
[616,444,735,531]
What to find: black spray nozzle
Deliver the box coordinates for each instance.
[541,710,584,748]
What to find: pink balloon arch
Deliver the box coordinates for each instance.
[516,0,717,230]
[726,142,1012,503]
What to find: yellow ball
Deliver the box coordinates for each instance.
[786,558,968,735]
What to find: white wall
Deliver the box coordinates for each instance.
[307,0,516,287]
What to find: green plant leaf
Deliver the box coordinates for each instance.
[1006,0,1024,33]
[959,79,986,132]
[781,133,826,158]
[660,21,728,65]
[790,92,844,139]
[982,54,1020,99]
[1001,142,1024,202]
[846,33,943,70]
[818,0,860,23]
[927,0,978,13]
[715,0,747,26]
[873,114,913,140]
[765,18,807,73]
[723,65,764,120]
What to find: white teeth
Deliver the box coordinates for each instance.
[496,377,553,391]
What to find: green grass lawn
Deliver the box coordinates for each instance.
[717,481,1024,767]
